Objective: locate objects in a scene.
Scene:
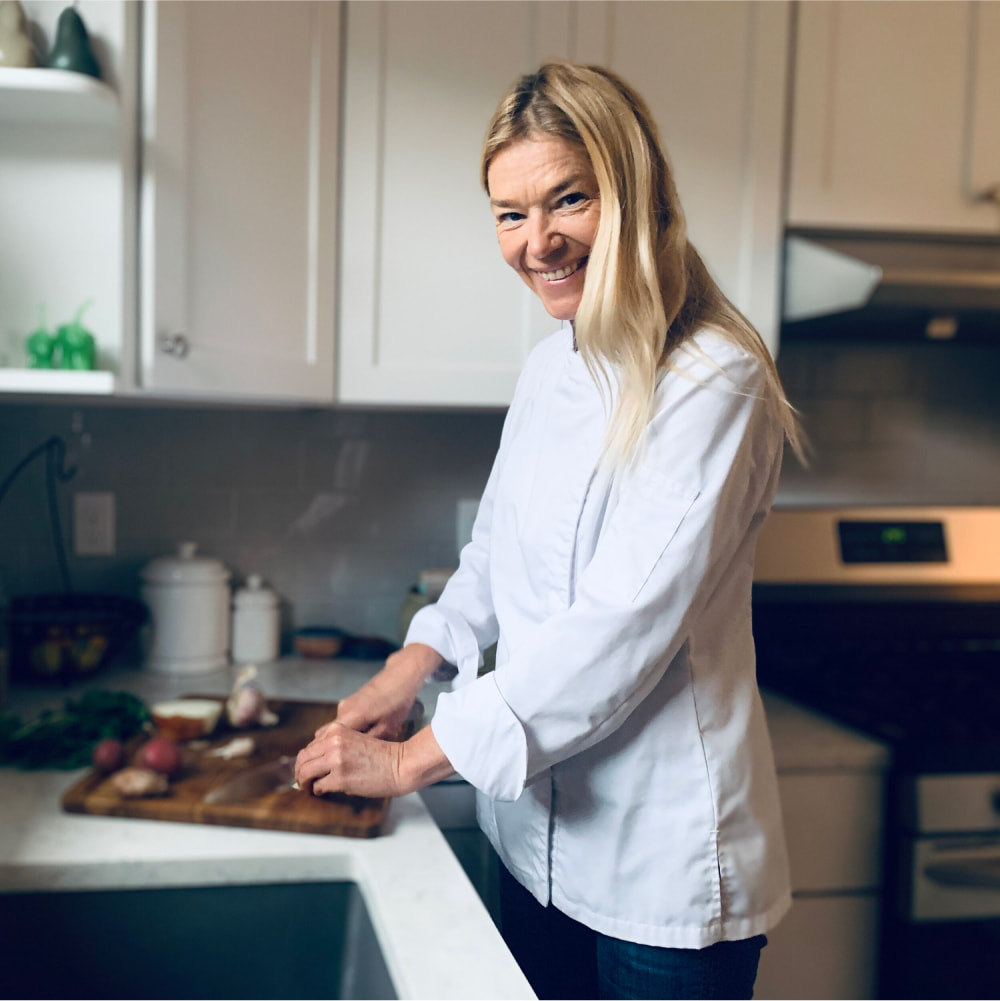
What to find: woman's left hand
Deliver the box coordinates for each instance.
[295,722,457,799]
[295,723,407,798]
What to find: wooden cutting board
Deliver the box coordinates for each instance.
[62,698,392,838]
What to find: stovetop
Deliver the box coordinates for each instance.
[753,506,1000,774]
[755,640,1000,772]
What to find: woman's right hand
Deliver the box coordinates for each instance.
[317,643,445,740]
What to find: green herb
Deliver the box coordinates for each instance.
[0,690,151,770]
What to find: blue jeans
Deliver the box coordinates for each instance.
[499,865,766,1000]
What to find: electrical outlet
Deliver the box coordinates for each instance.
[456,498,480,557]
[74,492,116,556]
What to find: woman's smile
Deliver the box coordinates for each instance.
[487,136,601,322]
[533,257,588,282]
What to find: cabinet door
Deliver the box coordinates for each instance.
[575,1,789,355]
[340,1,788,406]
[789,0,1000,234]
[338,0,569,407]
[139,0,339,401]
[753,893,880,1000]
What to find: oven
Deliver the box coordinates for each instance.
[752,507,1000,1000]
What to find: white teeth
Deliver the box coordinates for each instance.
[538,261,582,281]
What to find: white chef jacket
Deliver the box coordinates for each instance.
[407,324,792,949]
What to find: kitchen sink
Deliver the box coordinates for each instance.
[0,880,396,1000]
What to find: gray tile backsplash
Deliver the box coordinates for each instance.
[2,341,999,645]
[0,404,503,646]
[777,342,1000,507]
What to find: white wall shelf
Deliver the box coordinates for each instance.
[0,368,116,395]
[0,66,118,129]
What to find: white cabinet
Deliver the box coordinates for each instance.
[338,0,566,407]
[339,0,790,407]
[754,893,880,1001]
[755,693,889,1001]
[788,0,1000,234]
[578,1,790,359]
[138,0,339,401]
[754,772,884,1000]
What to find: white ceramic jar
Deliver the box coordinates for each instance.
[140,542,231,674]
[231,574,280,664]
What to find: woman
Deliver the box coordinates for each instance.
[296,61,803,1000]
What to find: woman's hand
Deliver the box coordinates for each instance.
[316,643,445,740]
[299,643,455,797]
[295,723,456,798]
[295,722,405,798]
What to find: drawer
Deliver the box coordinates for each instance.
[778,772,885,892]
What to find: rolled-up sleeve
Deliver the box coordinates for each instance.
[431,349,783,801]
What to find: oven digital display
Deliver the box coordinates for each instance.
[837,520,948,563]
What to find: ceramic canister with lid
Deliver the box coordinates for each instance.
[140,542,231,674]
[231,574,280,664]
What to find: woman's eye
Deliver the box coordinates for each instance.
[497,211,524,225]
[560,192,588,208]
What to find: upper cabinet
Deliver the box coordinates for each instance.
[579,1,790,360]
[3,1,788,405]
[788,0,1000,234]
[138,0,340,401]
[338,1,567,407]
[338,1,790,406]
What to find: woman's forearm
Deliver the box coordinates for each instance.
[387,642,446,686]
[399,724,456,792]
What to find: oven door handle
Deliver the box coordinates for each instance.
[924,859,1000,890]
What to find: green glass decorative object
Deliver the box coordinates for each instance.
[26,328,54,369]
[47,6,101,80]
[52,300,97,370]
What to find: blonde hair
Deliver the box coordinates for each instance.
[482,61,805,467]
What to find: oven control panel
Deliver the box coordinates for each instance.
[838,520,948,564]
[754,506,1000,584]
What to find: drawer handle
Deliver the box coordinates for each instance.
[924,859,1000,890]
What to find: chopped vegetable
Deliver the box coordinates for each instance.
[150,699,222,741]
[207,736,256,760]
[0,690,150,770]
[111,766,168,798]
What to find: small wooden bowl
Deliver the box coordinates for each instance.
[293,628,345,659]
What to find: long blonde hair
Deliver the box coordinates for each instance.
[482,61,804,467]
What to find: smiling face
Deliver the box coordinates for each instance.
[487,136,601,322]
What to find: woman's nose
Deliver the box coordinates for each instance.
[526,215,563,259]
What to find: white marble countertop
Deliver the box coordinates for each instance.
[761,689,891,773]
[0,658,534,1001]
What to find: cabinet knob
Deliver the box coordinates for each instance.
[159,333,190,358]
[970,183,1000,207]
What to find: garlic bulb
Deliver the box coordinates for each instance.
[225,665,279,728]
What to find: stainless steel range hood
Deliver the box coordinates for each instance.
[783,230,1000,324]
